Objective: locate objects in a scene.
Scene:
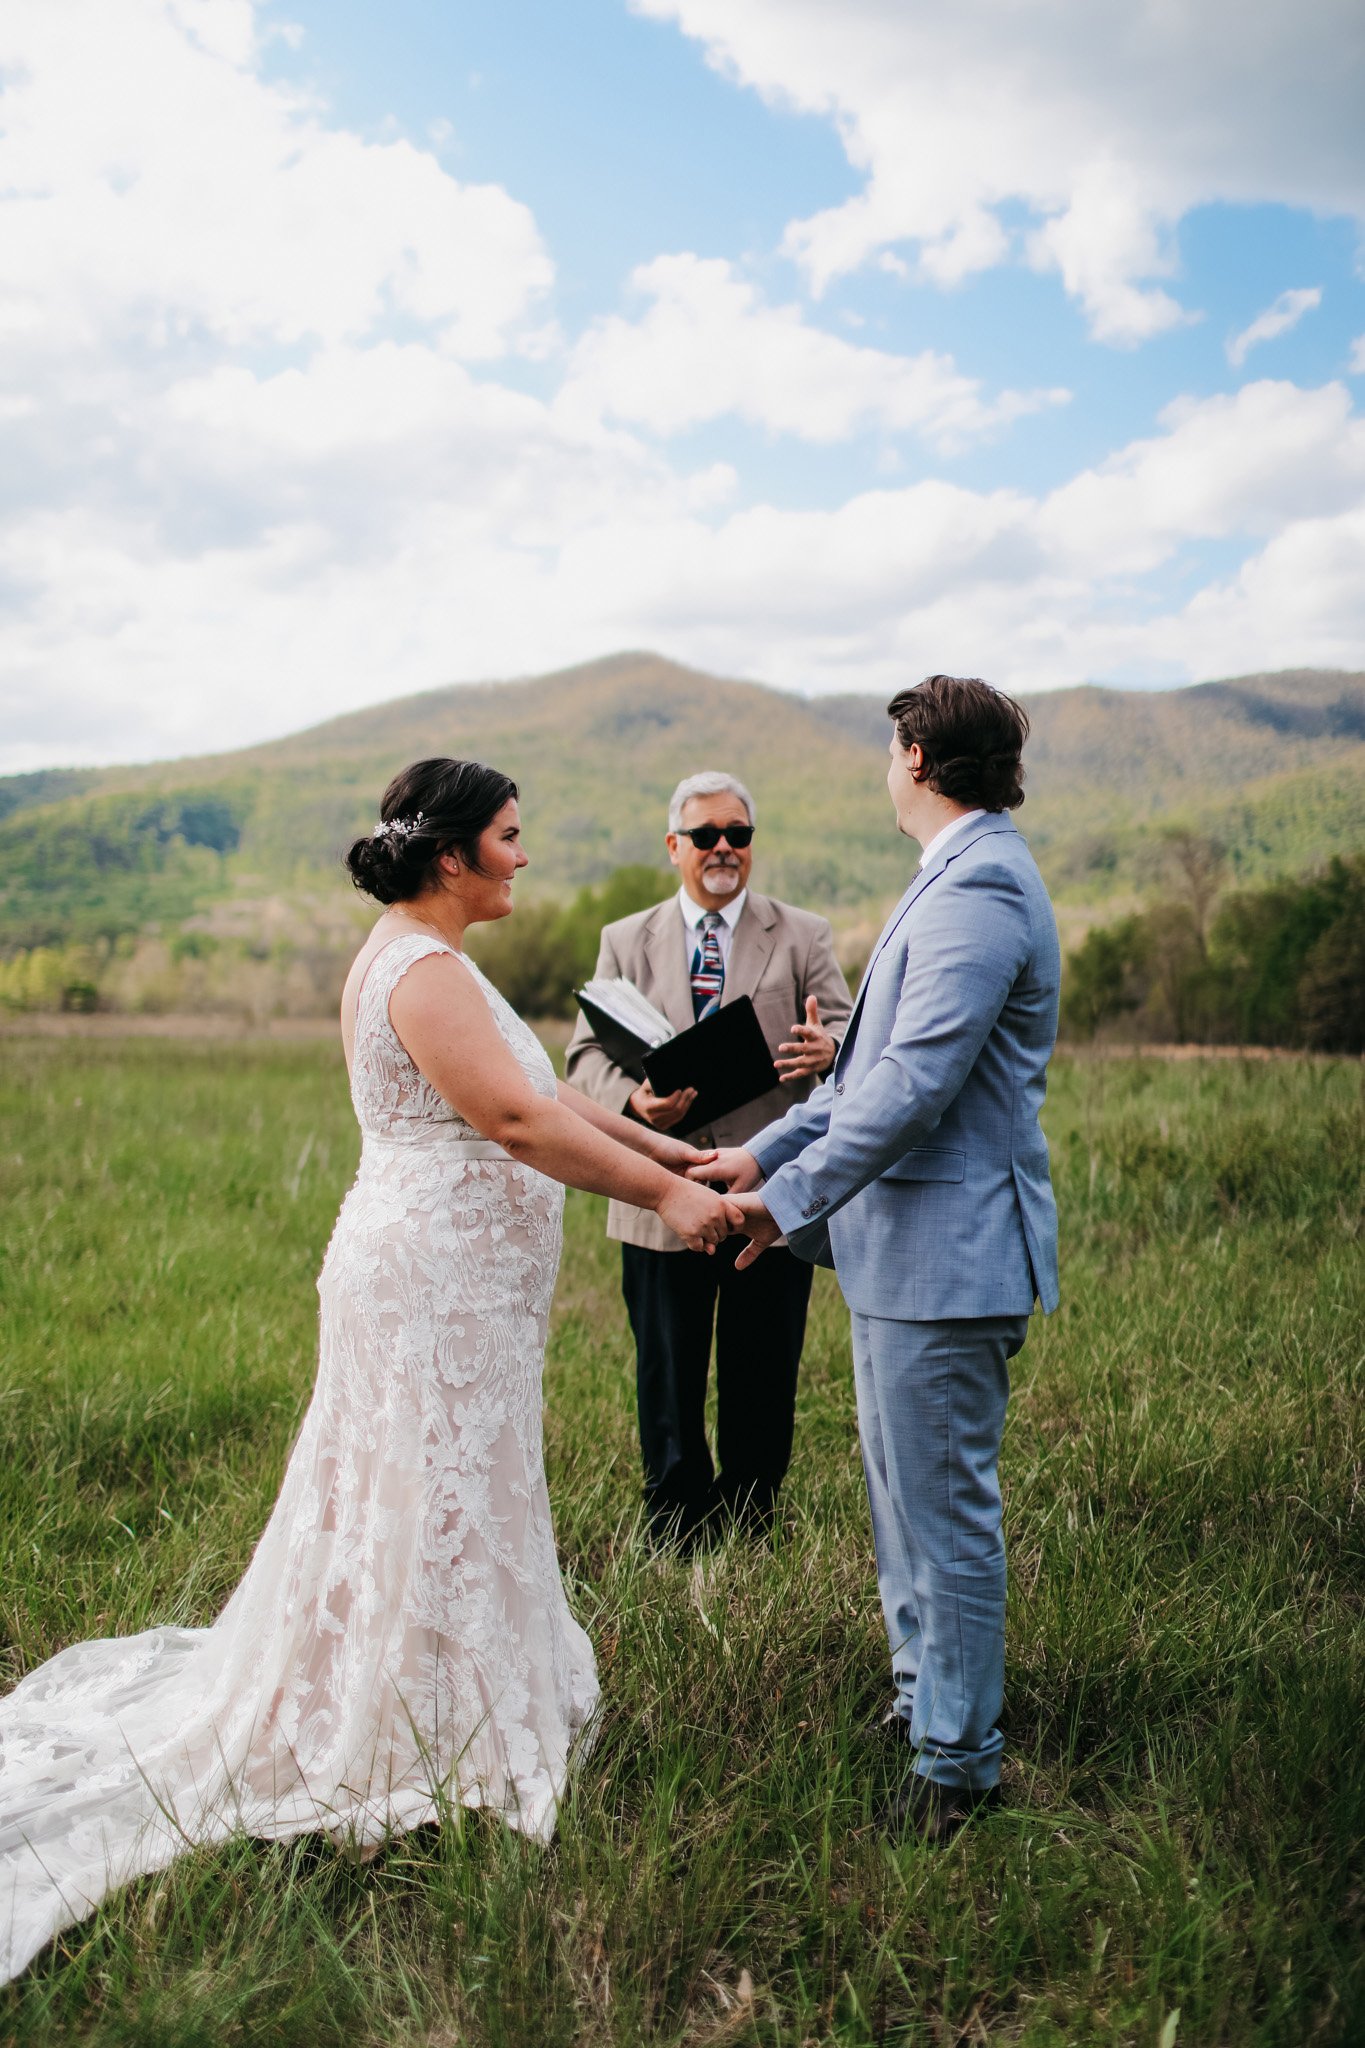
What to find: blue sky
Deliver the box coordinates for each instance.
[264,0,1365,497]
[1,0,1363,769]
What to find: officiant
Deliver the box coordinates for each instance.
[566,771,852,1550]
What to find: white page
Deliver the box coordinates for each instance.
[579,975,677,1045]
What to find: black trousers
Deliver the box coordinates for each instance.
[620,1237,814,1537]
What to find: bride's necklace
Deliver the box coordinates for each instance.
[389,904,464,951]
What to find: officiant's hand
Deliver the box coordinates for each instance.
[775,996,837,1082]
[730,1193,782,1269]
[628,1078,697,1130]
[687,1145,762,1193]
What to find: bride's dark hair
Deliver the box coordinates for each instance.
[345,757,520,904]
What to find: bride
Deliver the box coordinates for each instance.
[0,756,738,1984]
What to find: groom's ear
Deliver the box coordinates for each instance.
[665,832,683,869]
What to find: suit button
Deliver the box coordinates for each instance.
[835,1083,845,1096]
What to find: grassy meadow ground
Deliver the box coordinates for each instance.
[0,1036,1361,2046]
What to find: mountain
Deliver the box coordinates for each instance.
[806,664,1365,893]
[1,654,1361,1014]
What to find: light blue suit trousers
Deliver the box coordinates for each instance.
[853,1311,1027,1788]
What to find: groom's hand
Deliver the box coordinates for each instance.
[775,996,837,1082]
[687,1146,762,1192]
[730,1192,781,1270]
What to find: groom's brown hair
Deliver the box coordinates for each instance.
[886,674,1028,812]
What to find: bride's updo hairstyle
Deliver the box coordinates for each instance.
[346,757,519,903]
[886,674,1029,812]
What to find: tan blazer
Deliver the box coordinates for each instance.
[565,890,854,1250]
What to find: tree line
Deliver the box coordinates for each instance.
[1,802,1360,1053]
[1061,834,1365,1054]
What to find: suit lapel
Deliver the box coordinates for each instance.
[839,813,1020,1060]
[721,892,777,1004]
[838,871,930,1054]
[641,899,696,1033]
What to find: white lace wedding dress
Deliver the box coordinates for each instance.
[0,933,599,1984]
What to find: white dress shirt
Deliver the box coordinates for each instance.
[679,885,747,969]
[918,809,986,871]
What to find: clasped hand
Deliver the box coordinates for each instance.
[647,1135,742,1255]
[683,1144,781,1269]
[648,1138,781,1265]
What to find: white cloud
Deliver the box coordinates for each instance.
[1228,288,1323,367]
[4,356,1362,771]
[1347,335,1365,375]
[0,0,552,362]
[1025,163,1190,347]
[1,0,1362,774]
[0,324,743,763]
[632,0,1365,344]
[557,381,1365,691]
[1039,381,1365,574]
[1160,506,1365,678]
[560,255,1069,451]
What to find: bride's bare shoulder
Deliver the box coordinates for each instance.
[339,918,460,1064]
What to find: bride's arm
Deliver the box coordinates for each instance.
[555,1078,713,1172]
[389,956,735,1250]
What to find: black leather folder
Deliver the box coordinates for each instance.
[642,996,778,1135]
[575,991,779,1134]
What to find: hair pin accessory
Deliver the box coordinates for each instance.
[373,812,425,844]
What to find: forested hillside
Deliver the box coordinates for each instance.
[1,654,1361,1023]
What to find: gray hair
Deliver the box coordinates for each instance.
[667,771,756,834]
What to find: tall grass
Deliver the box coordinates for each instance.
[0,1040,1361,2045]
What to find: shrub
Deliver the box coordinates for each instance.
[1061,918,1144,1039]
[1298,901,1365,1054]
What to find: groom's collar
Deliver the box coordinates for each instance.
[918,807,1018,878]
[918,807,986,870]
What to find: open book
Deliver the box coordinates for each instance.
[576,976,676,1061]
[575,975,778,1134]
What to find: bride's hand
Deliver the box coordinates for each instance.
[651,1137,718,1176]
[655,1177,743,1254]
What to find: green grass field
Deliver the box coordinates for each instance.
[0,1039,1361,2046]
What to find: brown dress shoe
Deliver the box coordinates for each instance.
[882,1775,1001,1845]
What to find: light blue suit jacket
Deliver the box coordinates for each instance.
[749,812,1060,1322]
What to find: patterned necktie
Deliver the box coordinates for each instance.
[690,913,725,1020]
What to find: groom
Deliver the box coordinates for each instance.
[700,674,1060,1842]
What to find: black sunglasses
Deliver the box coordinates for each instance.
[676,823,754,850]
